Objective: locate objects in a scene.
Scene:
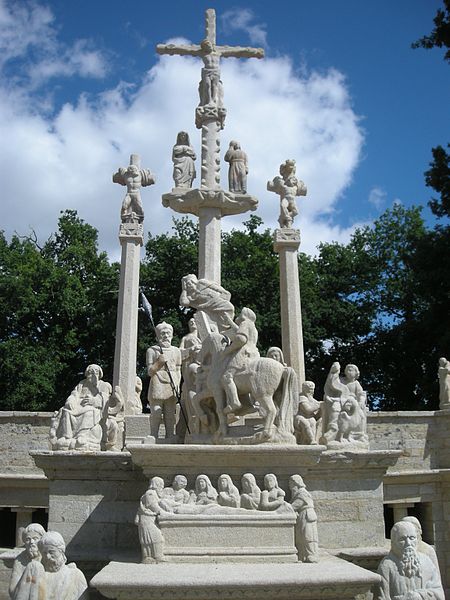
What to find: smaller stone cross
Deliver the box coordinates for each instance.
[113,154,155,224]
[267,159,307,229]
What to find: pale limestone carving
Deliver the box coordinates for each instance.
[222,307,260,415]
[135,477,165,563]
[9,523,45,599]
[50,364,111,452]
[266,346,287,366]
[240,473,261,510]
[224,141,248,194]
[179,319,202,438]
[172,132,196,189]
[104,385,124,451]
[146,322,182,440]
[217,474,241,508]
[401,516,442,583]
[289,475,319,563]
[180,274,234,333]
[193,474,218,505]
[375,520,444,600]
[14,531,88,600]
[159,475,191,512]
[193,312,297,444]
[438,357,450,409]
[267,159,307,228]
[260,474,294,514]
[320,362,368,449]
[294,381,321,445]
[112,155,155,224]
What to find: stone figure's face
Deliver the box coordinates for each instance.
[267,348,282,363]
[86,366,100,384]
[128,165,139,176]
[302,382,315,395]
[42,545,65,572]
[218,476,228,491]
[158,327,173,347]
[188,318,196,333]
[242,477,251,493]
[345,365,357,381]
[185,278,197,294]
[265,475,276,490]
[173,476,187,491]
[392,523,417,556]
[24,532,42,559]
[197,477,207,492]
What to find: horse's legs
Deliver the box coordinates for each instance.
[261,395,277,438]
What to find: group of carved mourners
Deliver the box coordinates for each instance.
[135,473,319,564]
[9,524,88,600]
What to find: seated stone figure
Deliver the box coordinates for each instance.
[240,473,261,510]
[289,475,319,563]
[9,522,45,599]
[135,477,165,563]
[193,474,218,505]
[14,531,88,600]
[50,364,111,451]
[217,474,240,508]
[294,381,321,445]
[375,520,444,600]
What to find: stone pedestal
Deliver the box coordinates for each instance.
[113,223,143,414]
[273,228,305,385]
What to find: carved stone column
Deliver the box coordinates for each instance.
[273,228,305,386]
[113,223,143,415]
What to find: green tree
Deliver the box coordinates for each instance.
[412,0,450,62]
[0,211,119,411]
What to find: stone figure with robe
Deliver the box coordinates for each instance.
[289,475,319,563]
[179,274,234,333]
[135,476,165,563]
[438,357,450,409]
[9,523,45,600]
[172,131,196,189]
[224,140,248,194]
[50,364,111,452]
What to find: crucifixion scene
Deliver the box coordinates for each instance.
[0,3,448,600]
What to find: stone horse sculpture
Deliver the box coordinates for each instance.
[193,330,297,444]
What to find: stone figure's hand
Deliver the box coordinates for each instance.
[80,396,93,406]
[157,354,167,366]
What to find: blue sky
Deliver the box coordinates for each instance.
[0,0,448,258]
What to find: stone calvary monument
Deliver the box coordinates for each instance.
[1,7,448,600]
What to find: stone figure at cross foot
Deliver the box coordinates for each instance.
[146,322,182,440]
[49,364,111,452]
[9,522,46,599]
[113,155,155,223]
[267,159,307,228]
[172,131,197,189]
[375,520,444,600]
[438,357,450,409]
[289,475,319,563]
[14,530,89,600]
[179,318,202,437]
[401,516,442,583]
[224,140,248,193]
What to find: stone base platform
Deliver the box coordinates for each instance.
[91,555,380,600]
[159,512,297,562]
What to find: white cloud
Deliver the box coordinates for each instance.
[0,0,108,88]
[0,4,365,260]
[221,9,268,47]
[368,186,387,210]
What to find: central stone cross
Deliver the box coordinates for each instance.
[157,9,264,283]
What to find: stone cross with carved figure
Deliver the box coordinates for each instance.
[157,9,263,283]
[112,153,155,422]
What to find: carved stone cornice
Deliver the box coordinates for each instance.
[119,222,144,245]
[162,188,258,217]
[273,228,301,252]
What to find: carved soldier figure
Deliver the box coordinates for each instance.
[113,160,155,224]
[146,322,182,440]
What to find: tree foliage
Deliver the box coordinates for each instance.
[412,0,450,62]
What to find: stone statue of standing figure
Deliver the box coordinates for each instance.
[267,159,307,228]
[224,140,248,194]
[172,131,196,189]
[289,475,319,563]
[438,357,450,409]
